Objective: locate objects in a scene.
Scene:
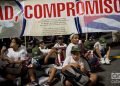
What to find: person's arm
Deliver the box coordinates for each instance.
[0,47,14,63]
[15,49,29,64]
[94,43,102,59]
[78,62,86,72]
[62,45,71,65]
[62,63,84,72]
[0,46,7,60]
[84,51,91,59]
[62,64,72,72]
[44,48,56,64]
[62,56,70,67]
[13,59,24,64]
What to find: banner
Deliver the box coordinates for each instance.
[22,0,120,35]
[0,1,24,38]
[23,0,78,36]
[0,0,120,38]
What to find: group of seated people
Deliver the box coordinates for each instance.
[0,34,111,86]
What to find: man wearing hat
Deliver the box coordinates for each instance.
[62,45,97,86]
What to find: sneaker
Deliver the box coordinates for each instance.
[28,81,39,86]
[16,77,21,86]
[104,55,106,58]
[105,58,110,64]
[42,82,50,86]
[100,58,105,64]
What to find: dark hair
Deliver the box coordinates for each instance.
[30,39,39,47]
[11,38,22,47]
[57,36,63,40]
[39,40,44,44]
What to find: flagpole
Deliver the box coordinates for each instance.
[86,33,88,41]
[2,38,3,42]
[86,23,88,41]
[24,36,27,48]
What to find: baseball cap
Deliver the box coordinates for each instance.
[84,40,93,50]
[99,37,106,43]
[71,45,81,52]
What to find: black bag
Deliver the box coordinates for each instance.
[0,60,9,69]
[5,63,22,75]
[62,66,89,86]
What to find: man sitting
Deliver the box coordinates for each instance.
[94,37,111,64]
[62,45,97,86]
[1,38,39,86]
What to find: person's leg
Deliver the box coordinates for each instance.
[5,74,16,80]
[95,48,105,64]
[28,68,36,82]
[64,80,73,86]
[43,67,57,85]
[89,73,97,86]
[27,67,39,86]
[95,48,103,59]
[106,47,111,59]
[47,67,57,83]
[105,46,111,64]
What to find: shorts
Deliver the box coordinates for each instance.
[55,69,61,78]
[100,48,108,57]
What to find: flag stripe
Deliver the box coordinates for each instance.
[85,15,120,32]
[105,15,120,22]
[94,18,120,28]
[86,22,120,30]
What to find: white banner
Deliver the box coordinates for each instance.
[23,0,78,36]
[0,0,120,38]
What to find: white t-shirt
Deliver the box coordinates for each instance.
[54,43,67,52]
[39,47,51,54]
[94,41,106,51]
[54,43,67,48]
[70,56,84,68]
[63,56,91,71]
[63,43,76,67]
[7,47,28,61]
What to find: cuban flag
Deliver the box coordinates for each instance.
[83,15,120,33]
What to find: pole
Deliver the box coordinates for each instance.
[24,36,27,48]
[86,33,88,41]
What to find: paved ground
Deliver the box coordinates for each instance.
[96,58,120,86]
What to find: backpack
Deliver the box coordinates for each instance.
[85,50,100,71]
[62,66,89,86]
[5,63,22,75]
